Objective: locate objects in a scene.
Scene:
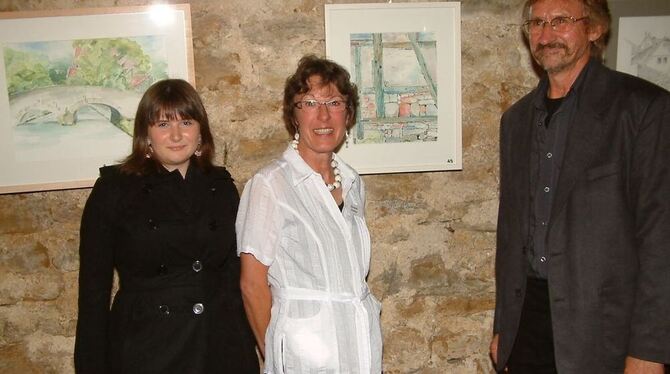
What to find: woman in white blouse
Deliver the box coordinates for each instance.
[236,55,382,373]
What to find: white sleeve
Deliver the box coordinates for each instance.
[235,174,281,266]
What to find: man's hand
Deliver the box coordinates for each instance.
[490,334,509,372]
[624,356,665,374]
[490,334,499,366]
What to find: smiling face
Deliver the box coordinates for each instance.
[293,75,348,164]
[147,115,201,177]
[529,0,600,75]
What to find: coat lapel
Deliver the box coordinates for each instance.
[505,91,536,244]
[549,61,611,225]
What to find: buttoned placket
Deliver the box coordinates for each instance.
[310,168,373,374]
[154,170,210,316]
[535,109,553,277]
[531,96,568,278]
[311,167,362,281]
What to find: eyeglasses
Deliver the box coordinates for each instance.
[294,99,348,112]
[522,16,588,35]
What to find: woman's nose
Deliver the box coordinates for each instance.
[316,102,331,120]
[169,124,182,141]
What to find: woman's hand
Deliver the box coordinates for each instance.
[240,253,272,358]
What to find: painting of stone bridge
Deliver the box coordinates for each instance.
[0,5,193,194]
[4,36,168,138]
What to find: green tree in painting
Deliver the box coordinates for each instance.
[67,38,153,91]
[3,48,53,96]
[48,62,69,85]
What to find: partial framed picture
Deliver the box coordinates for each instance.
[0,4,194,194]
[325,2,462,174]
[604,0,670,91]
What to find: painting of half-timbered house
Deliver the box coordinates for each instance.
[349,32,437,144]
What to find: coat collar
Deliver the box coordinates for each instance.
[137,162,231,185]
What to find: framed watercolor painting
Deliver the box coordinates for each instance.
[604,0,670,91]
[0,4,194,194]
[325,2,462,174]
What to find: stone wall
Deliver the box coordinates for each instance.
[0,0,538,372]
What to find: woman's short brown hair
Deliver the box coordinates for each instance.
[282,55,359,137]
[119,79,215,175]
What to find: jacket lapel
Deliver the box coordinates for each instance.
[549,62,611,225]
[517,105,534,243]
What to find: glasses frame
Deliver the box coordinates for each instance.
[293,99,349,112]
[522,16,589,35]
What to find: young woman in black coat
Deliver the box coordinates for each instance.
[74,79,259,373]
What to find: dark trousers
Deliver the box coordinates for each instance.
[507,277,558,374]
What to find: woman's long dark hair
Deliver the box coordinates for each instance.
[119,79,215,175]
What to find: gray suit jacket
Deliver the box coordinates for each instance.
[494,60,670,373]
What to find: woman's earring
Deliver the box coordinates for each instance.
[145,140,152,158]
[291,132,300,150]
[345,130,350,148]
[194,140,202,157]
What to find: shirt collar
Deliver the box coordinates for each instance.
[282,145,356,192]
[532,57,597,109]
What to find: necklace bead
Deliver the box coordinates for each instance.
[326,156,341,191]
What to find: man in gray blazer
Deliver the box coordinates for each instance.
[490,0,670,373]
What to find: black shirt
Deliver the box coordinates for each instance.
[526,61,593,279]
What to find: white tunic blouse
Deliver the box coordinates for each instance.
[236,146,382,374]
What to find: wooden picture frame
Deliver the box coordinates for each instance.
[0,4,194,194]
[325,2,462,174]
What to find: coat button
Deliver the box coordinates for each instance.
[192,303,204,315]
[159,305,170,315]
[148,218,158,230]
[158,264,168,275]
[192,260,203,272]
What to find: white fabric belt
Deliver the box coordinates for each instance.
[273,286,370,302]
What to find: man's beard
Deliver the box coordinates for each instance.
[532,42,573,74]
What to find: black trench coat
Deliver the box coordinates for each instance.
[75,164,259,374]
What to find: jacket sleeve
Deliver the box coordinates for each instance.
[74,176,117,373]
[493,112,511,336]
[627,90,670,364]
[220,176,244,306]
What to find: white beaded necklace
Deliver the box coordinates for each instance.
[327,157,342,192]
[291,133,342,191]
